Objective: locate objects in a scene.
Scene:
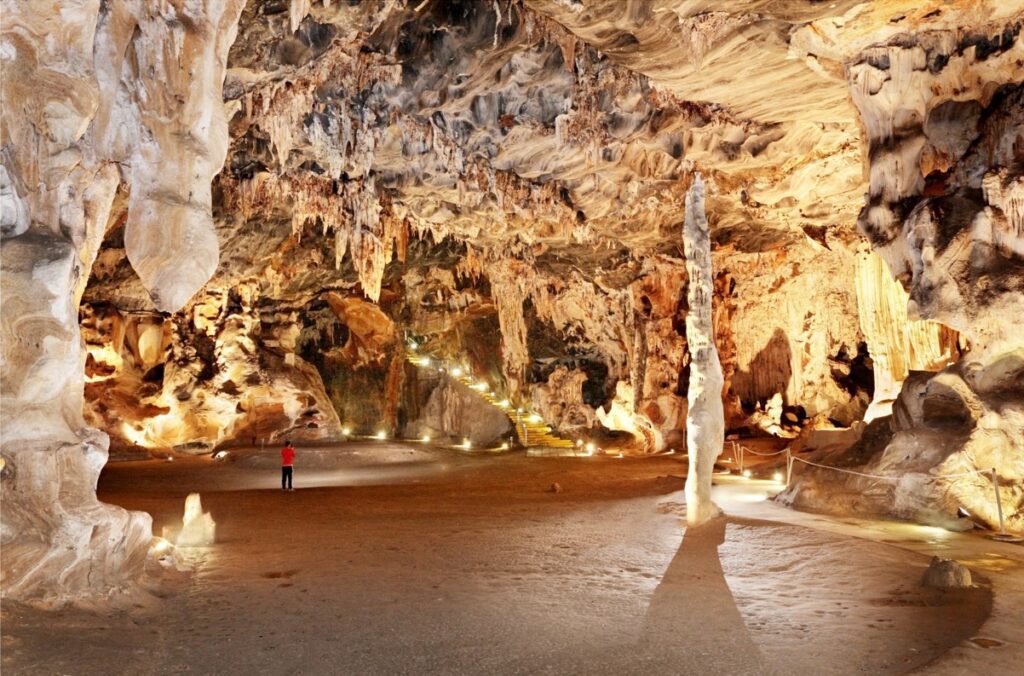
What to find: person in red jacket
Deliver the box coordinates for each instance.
[281,440,295,491]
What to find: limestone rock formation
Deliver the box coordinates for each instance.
[682,175,724,526]
[1,0,245,604]
[921,557,973,589]
[5,0,1024,605]
[0,233,153,604]
[783,14,1024,533]
[854,250,960,420]
[80,293,342,455]
[406,376,513,448]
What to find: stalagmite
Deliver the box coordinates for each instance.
[682,174,724,527]
[164,493,216,547]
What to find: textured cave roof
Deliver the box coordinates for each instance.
[84,0,1024,311]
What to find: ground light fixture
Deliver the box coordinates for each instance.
[451,366,463,377]
[460,438,472,450]
[376,430,387,440]
[150,538,173,555]
[773,472,784,482]
[341,426,352,436]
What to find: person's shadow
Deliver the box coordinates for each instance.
[639,518,777,675]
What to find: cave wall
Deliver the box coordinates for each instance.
[81,287,342,455]
[853,249,960,419]
[723,242,869,427]
[784,19,1024,532]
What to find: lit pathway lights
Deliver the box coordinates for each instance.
[402,343,575,451]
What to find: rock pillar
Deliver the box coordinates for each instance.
[682,174,725,526]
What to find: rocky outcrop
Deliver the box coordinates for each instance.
[530,366,596,432]
[406,376,513,447]
[784,19,1024,533]
[81,291,342,455]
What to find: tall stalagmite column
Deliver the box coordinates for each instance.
[682,174,724,526]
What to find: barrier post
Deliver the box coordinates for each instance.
[990,468,1006,536]
[738,443,744,474]
[785,448,792,488]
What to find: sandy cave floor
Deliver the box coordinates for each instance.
[1,442,1014,675]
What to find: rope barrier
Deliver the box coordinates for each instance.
[733,446,786,456]
[786,456,1008,537]
[728,438,1010,538]
[730,441,788,474]
[790,456,990,482]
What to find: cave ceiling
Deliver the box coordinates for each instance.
[83,0,1022,314]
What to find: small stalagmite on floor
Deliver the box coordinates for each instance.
[163,493,217,548]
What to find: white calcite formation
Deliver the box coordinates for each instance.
[682,175,724,527]
[1,0,245,604]
[164,493,217,548]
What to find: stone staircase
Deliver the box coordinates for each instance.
[406,348,574,450]
[512,413,575,449]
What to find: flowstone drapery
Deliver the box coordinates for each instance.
[682,174,725,526]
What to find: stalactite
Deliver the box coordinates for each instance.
[265,85,315,167]
[220,172,403,302]
[630,311,647,413]
[289,0,312,33]
[682,174,724,527]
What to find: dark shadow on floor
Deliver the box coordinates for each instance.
[639,517,777,675]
